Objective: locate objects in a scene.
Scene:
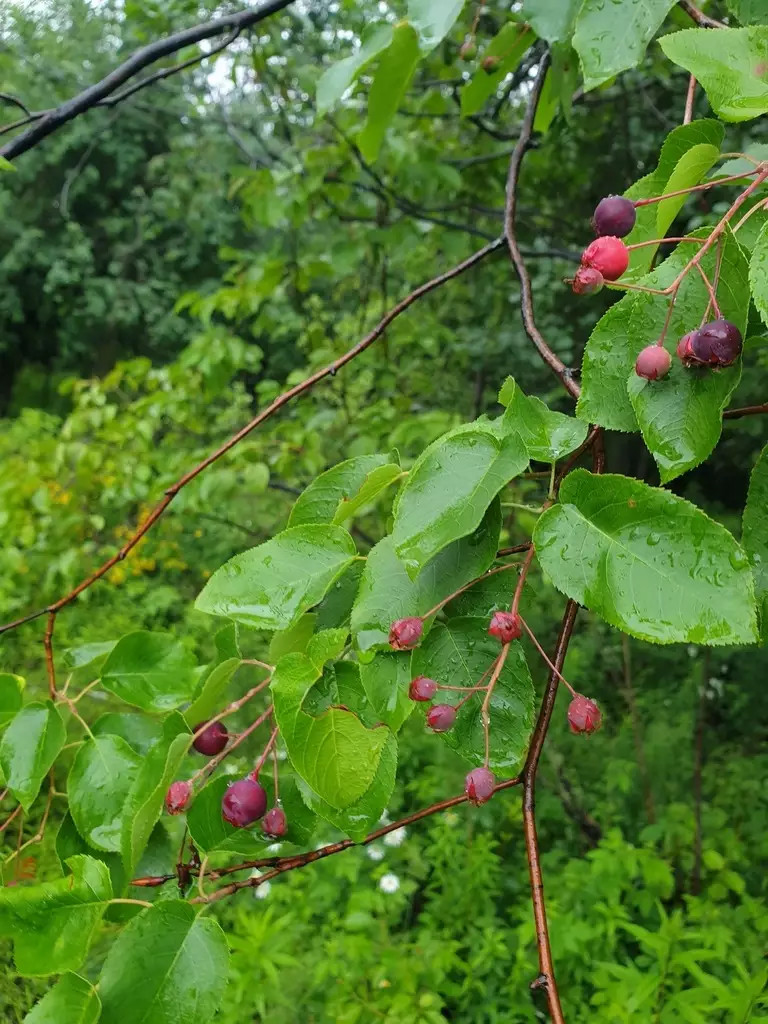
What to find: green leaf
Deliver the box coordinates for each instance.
[499,377,588,462]
[97,901,229,1024]
[351,501,501,654]
[534,470,758,645]
[121,714,191,874]
[187,775,270,856]
[0,156,15,172]
[461,23,535,116]
[268,614,317,663]
[659,27,768,122]
[0,702,66,811]
[22,972,101,1024]
[655,143,721,235]
[359,652,414,732]
[621,120,725,281]
[91,713,163,756]
[68,736,142,853]
[317,24,394,113]
[411,617,534,774]
[0,673,24,727]
[100,632,197,713]
[306,628,349,671]
[577,294,641,432]
[55,813,125,898]
[713,144,768,180]
[195,525,357,631]
[742,443,768,639]
[408,0,466,50]
[726,0,767,25]
[392,424,527,575]
[296,730,397,842]
[627,229,749,482]
[271,652,391,808]
[288,454,399,528]
[521,0,580,43]
[574,0,676,91]
[314,562,365,631]
[63,641,117,672]
[184,658,240,726]
[0,856,112,976]
[359,23,421,162]
[749,221,768,328]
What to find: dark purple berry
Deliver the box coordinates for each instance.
[262,807,288,837]
[426,704,456,733]
[581,236,629,281]
[409,676,438,702]
[488,611,522,644]
[571,266,604,295]
[567,695,602,735]
[465,767,495,805]
[698,319,743,366]
[592,195,637,238]
[389,617,423,651]
[222,778,267,828]
[193,720,228,756]
[165,780,191,815]
[635,345,671,380]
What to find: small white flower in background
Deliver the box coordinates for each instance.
[255,881,271,900]
[688,645,698,659]
[366,845,385,862]
[379,873,400,894]
[267,842,282,853]
[223,762,239,775]
[277,748,288,761]
[378,810,391,826]
[383,827,407,848]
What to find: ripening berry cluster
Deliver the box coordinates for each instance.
[389,608,603,805]
[164,720,288,835]
[572,194,743,382]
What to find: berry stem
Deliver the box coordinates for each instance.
[510,544,535,617]
[693,262,721,319]
[732,196,768,234]
[656,286,680,347]
[272,744,280,802]
[251,725,279,780]
[481,645,510,767]
[683,74,696,125]
[191,673,272,744]
[632,166,763,208]
[519,616,577,697]
[625,236,704,250]
[420,561,520,620]
[189,704,274,786]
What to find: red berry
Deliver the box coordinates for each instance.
[592,195,636,238]
[635,345,671,380]
[262,807,288,837]
[165,780,191,815]
[409,676,438,702]
[222,778,268,827]
[698,319,742,366]
[465,767,495,805]
[571,266,604,295]
[389,617,423,651]
[426,704,456,733]
[481,55,499,72]
[488,611,522,644]
[581,236,629,281]
[192,720,228,756]
[567,695,602,735]
[676,330,699,364]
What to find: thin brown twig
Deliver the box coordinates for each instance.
[683,75,696,125]
[678,0,727,29]
[0,237,504,638]
[723,403,768,419]
[504,52,578,400]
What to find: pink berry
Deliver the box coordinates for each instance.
[677,330,699,364]
[165,780,191,815]
[567,695,602,735]
[592,195,636,238]
[571,266,604,295]
[389,617,423,651]
[581,236,629,281]
[488,611,522,644]
[192,720,228,756]
[698,319,742,366]
[262,807,288,837]
[465,767,495,805]
[426,704,456,733]
[409,676,438,702]
[635,345,671,381]
[222,778,268,827]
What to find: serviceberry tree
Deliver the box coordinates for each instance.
[1,3,768,1023]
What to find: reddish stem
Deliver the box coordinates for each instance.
[632,167,763,208]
